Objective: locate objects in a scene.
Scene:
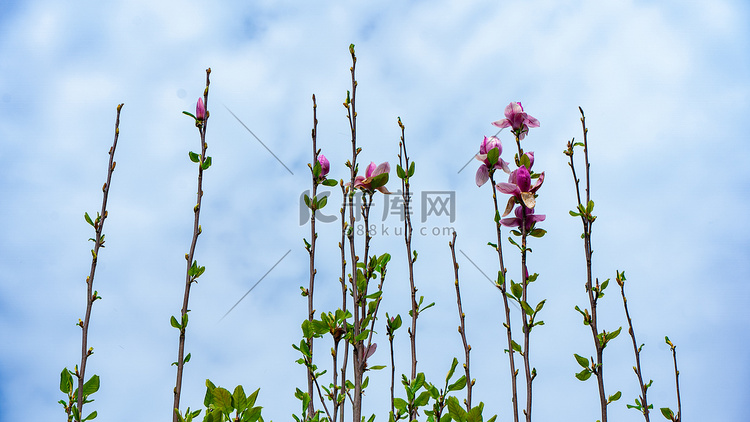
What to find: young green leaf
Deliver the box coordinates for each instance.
[189,151,200,163]
[574,354,589,368]
[60,368,73,394]
[82,374,100,396]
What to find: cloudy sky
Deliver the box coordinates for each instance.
[1,0,748,421]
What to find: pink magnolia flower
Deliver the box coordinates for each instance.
[318,154,330,179]
[475,136,510,187]
[492,102,539,140]
[500,205,546,230]
[196,97,206,121]
[354,161,391,194]
[495,164,545,211]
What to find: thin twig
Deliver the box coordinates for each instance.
[173,68,211,422]
[449,232,472,409]
[618,271,651,421]
[76,103,123,418]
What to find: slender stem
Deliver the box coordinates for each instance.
[487,172,519,422]
[337,183,348,422]
[397,118,419,412]
[449,232,472,409]
[389,332,396,417]
[669,340,681,422]
[344,45,363,422]
[618,273,650,421]
[569,107,607,422]
[514,137,534,422]
[77,103,123,418]
[173,68,211,422]
[305,94,319,419]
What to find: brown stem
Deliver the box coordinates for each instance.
[173,68,211,422]
[77,103,123,417]
[488,172,519,422]
[569,107,607,422]
[337,183,348,422]
[305,93,319,419]
[397,119,419,415]
[449,232,472,409]
[618,273,650,421]
[344,45,363,422]
[669,339,681,422]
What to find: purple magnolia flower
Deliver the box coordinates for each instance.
[196,98,206,121]
[318,154,330,179]
[500,205,546,230]
[475,136,510,187]
[495,164,545,210]
[354,161,391,194]
[492,102,539,140]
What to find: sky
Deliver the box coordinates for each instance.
[1,0,749,421]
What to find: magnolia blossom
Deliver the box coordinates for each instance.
[496,164,545,211]
[196,97,206,121]
[475,136,510,187]
[317,154,330,179]
[492,102,539,140]
[354,161,391,194]
[500,205,546,230]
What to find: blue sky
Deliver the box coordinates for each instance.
[1,0,749,421]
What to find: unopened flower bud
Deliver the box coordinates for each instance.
[196,98,205,121]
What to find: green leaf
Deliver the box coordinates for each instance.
[317,195,328,210]
[171,315,181,329]
[414,372,426,391]
[467,403,484,422]
[369,365,386,370]
[529,228,546,238]
[408,161,415,177]
[212,387,233,413]
[574,354,589,368]
[83,411,98,421]
[189,151,200,163]
[393,398,407,413]
[448,375,467,392]
[487,147,499,166]
[605,326,622,342]
[201,156,212,170]
[608,391,622,403]
[510,281,522,300]
[447,396,467,422]
[575,368,592,381]
[535,299,546,313]
[84,212,95,227]
[660,407,674,419]
[243,406,262,422]
[303,194,311,208]
[322,178,338,187]
[233,385,248,412]
[396,164,406,179]
[204,379,217,407]
[369,172,389,190]
[247,388,260,408]
[60,368,73,394]
[415,390,431,407]
[520,300,534,316]
[82,374,100,396]
[446,357,459,383]
[184,352,191,363]
[569,210,581,217]
[586,199,595,213]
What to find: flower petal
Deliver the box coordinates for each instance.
[476,165,489,187]
[495,182,520,195]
